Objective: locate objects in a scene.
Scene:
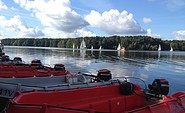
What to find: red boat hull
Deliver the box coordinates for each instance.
[6,84,144,113]
[0,65,69,77]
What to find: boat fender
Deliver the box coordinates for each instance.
[120,81,134,95]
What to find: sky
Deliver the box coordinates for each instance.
[0,0,184,40]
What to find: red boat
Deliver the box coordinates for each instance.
[0,59,70,77]
[0,42,69,78]
[1,69,185,113]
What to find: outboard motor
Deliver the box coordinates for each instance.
[0,52,5,57]
[148,79,169,96]
[13,57,22,62]
[120,81,134,95]
[31,59,42,66]
[97,69,112,81]
[1,55,10,61]
[54,64,65,71]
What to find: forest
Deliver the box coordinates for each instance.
[2,36,185,51]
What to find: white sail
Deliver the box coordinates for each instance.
[170,47,173,52]
[80,39,86,49]
[158,44,161,51]
[72,43,75,49]
[117,43,121,50]
[99,46,102,50]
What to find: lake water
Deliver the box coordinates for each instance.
[4,46,185,95]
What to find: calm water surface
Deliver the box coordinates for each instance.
[4,46,185,95]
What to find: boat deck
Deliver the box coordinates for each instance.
[8,84,145,113]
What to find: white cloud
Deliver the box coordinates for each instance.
[0,30,4,37]
[147,29,161,38]
[0,15,44,38]
[45,27,95,38]
[0,0,7,10]
[173,30,185,40]
[143,17,152,24]
[13,0,94,38]
[85,9,146,35]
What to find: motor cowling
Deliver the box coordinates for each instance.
[148,79,169,96]
[31,59,42,66]
[97,69,112,81]
[54,64,65,71]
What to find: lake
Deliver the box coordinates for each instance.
[4,46,185,95]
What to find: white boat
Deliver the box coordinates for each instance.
[117,43,121,50]
[80,39,86,49]
[72,43,75,49]
[170,47,173,52]
[158,44,161,51]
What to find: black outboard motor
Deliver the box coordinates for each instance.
[97,69,112,81]
[54,64,65,71]
[13,57,22,62]
[120,81,134,95]
[1,55,10,61]
[148,79,169,96]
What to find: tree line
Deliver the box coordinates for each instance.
[2,36,185,51]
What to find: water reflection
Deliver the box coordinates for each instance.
[80,50,86,59]
[117,50,125,57]
[158,51,161,59]
[4,46,185,94]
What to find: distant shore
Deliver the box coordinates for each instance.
[2,36,185,51]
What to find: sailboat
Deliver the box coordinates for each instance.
[170,47,173,52]
[80,39,86,49]
[99,46,102,50]
[117,43,121,50]
[158,44,161,51]
[72,43,75,49]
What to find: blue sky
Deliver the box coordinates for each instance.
[0,0,184,40]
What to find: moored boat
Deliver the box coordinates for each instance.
[158,44,161,51]
[1,69,185,113]
[0,69,112,111]
[117,43,121,50]
[80,39,86,49]
[0,69,112,99]
[0,59,70,78]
